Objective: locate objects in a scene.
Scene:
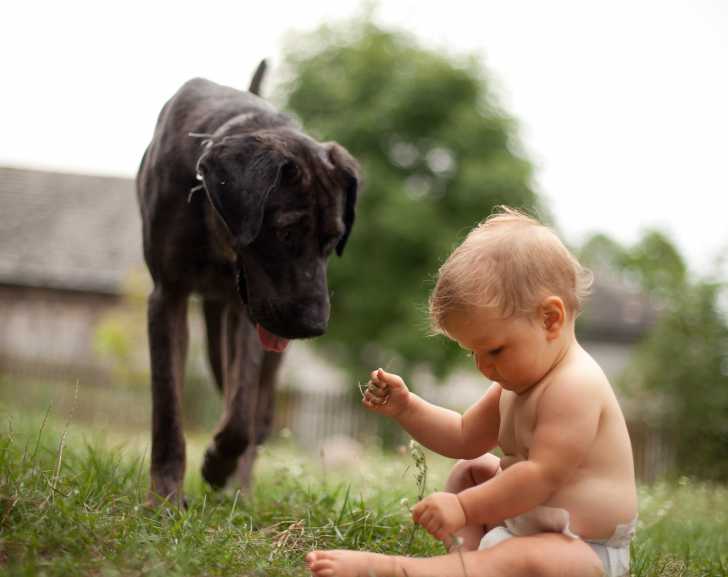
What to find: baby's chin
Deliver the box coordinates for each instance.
[499,379,540,395]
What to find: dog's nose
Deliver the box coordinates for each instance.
[302,317,327,337]
[298,304,329,337]
[263,298,329,340]
[274,316,327,340]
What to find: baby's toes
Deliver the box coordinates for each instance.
[309,558,335,576]
[307,551,332,567]
[305,551,318,566]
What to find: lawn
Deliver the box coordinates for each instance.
[1,402,726,576]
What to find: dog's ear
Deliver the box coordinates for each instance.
[326,143,360,257]
[198,135,284,247]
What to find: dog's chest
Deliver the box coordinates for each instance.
[181,206,239,300]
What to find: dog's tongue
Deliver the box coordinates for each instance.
[256,324,289,353]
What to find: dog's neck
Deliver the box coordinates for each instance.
[203,203,237,264]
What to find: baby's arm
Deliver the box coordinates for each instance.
[368,369,501,459]
[457,378,602,526]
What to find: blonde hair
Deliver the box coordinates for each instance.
[429,206,592,334]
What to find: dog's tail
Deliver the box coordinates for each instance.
[248,59,267,96]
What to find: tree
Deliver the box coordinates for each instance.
[278,13,541,379]
[625,280,728,480]
[580,231,728,480]
[580,229,687,298]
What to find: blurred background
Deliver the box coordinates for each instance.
[1,1,727,483]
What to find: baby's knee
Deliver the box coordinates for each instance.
[445,459,474,492]
[445,454,500,491]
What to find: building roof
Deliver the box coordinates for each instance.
[0,165,142,295]
[578,270,658,342]
[0,165,656,339]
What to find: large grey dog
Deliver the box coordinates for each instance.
[136,62,359,505]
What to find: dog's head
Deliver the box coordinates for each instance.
[196,128,359,352]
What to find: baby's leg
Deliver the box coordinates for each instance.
[444,453,501,550]
[306,533,603,577]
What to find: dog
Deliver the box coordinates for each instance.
[136,61,359,505]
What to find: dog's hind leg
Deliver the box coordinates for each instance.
[235,349,285,486]
[147,285,189,507]
[254,350,284,446]
[201,306,262,490]
[203,299,225,393]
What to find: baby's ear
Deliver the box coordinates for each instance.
[540,296,565,338]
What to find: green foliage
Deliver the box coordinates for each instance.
[92,269,151,388]
[621,231,687,298]
[278,14,541,379]
[91,270,222,430]
[580,231,728,480]
[624,280,728,480]
[580,229,687,299]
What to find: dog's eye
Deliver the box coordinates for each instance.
[277,226,298,246]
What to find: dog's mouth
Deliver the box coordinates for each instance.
[256,323,289,353]
[238,266,289,352]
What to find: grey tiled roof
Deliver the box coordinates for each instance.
[579,270,658,342]
[0,166,143,294]
[0,165,655,339]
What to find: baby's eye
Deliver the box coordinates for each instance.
[489,347,504,356]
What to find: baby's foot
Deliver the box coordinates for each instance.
[305,550,401,577]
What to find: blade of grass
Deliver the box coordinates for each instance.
[50,380,79,502]
[335,484,352,526]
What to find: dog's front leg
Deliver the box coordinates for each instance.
[147,285,189,507]
[202,307,262,490]
[202,305,263,488]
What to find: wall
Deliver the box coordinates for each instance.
[0,285,118,380]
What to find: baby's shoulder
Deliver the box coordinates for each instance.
[562,345,609,385]
[542,349,611,407]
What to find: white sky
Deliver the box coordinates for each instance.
[2,0,727,277]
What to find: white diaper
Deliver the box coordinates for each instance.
[478,506,636,577]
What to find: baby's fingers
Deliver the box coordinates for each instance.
[364,389,389,406]
[366,380,389,398]
[373,368,407,389]
[415,510,439,537]
[362,395,382,411]
[411,500,427,523]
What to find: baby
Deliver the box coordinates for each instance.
[306,207,638,577]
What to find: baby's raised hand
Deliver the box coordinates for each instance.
[411,492,466,544]
[361,368,410,417]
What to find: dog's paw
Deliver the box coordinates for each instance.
[146,480,187,509]
[201,446,238,489]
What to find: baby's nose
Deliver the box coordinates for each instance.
[475,355,497,378]
[475,354,490,371]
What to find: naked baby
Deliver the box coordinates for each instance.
[306,207,638,577]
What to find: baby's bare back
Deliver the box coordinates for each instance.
[498,344,637,540]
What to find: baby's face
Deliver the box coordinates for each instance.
[445,306,558,394]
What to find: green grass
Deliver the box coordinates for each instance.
[1,404,727,577]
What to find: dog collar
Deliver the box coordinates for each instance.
[188,133,214,202]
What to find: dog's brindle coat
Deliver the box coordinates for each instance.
[136,65,358,504]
